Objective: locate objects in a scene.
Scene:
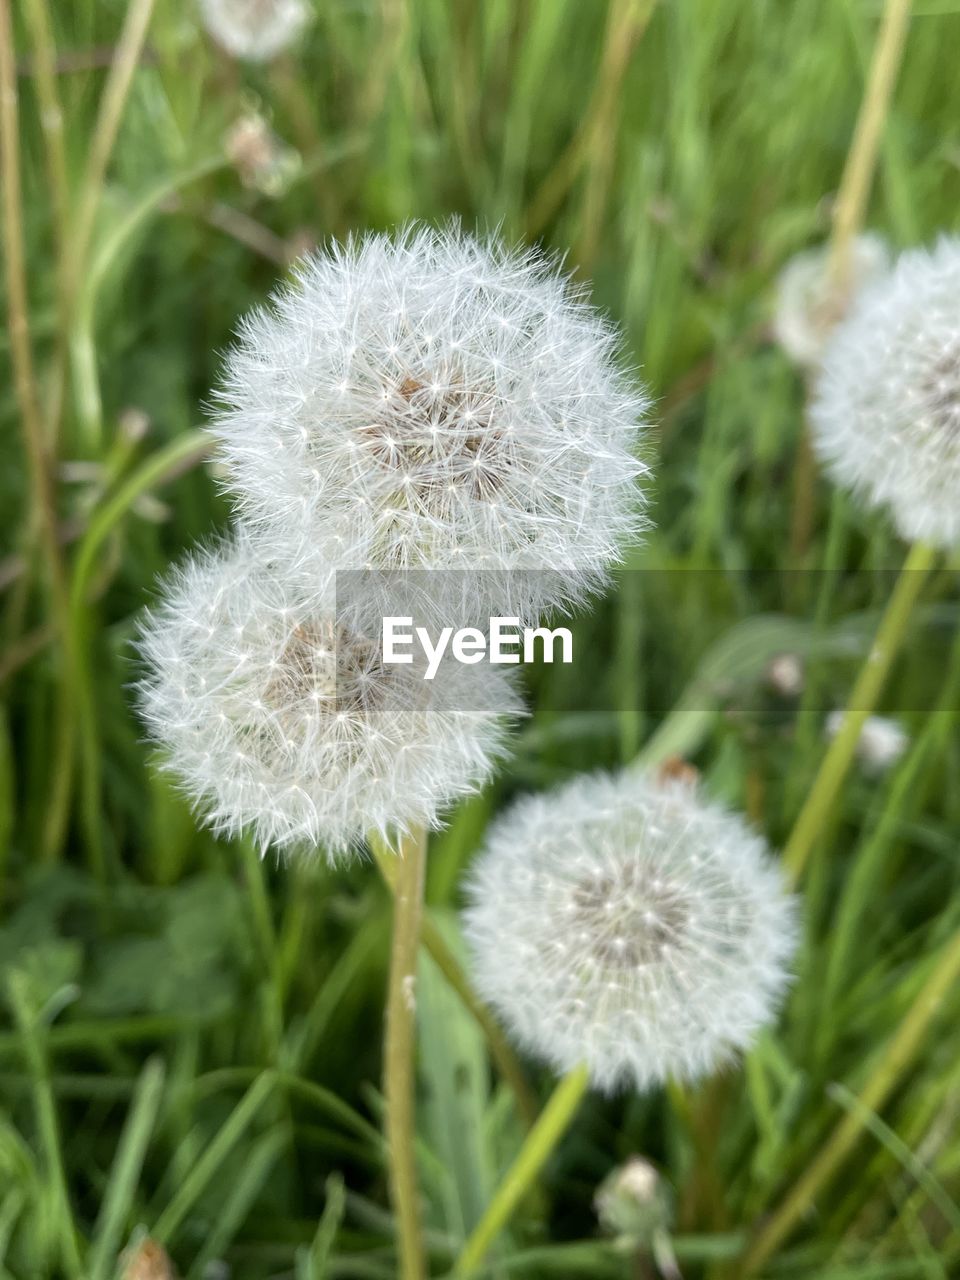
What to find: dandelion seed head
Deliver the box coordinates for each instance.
[810,237,960,547]
[136,533,520,858]
[773,234,889,368]
[199,0,310,62]
[209,224,651,622]
[463,771,797,1094]
[825,711,908,774]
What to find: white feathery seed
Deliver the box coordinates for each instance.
[810,236,960,548]
[208,224,650,623]
[463,771,796,1094]
[199,0,310,62]
[136,533,520,858]
[773,234,889,369]
[825,711,909,774]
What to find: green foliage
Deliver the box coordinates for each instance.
[1,0,959,1277]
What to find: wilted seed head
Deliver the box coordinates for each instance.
[209,224,650,622]
[773,234,889,369]
[136,534,520,858]
[810,237,960,548]
[199,0,310,62]
[463,771,796,1094]
[825,711,908,774]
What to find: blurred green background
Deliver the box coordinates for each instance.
[2,1,960,1277]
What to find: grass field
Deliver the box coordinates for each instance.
[2,1,960,1277]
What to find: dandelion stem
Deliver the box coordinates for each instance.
[782,539,936,883]
[383,824,428,1280]
[826,0,913,296]
[789,0,912,562]
[455,1063,590,1275]
[740,924,960,1274]
[371,838,539,1131]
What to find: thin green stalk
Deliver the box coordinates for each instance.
[455,1063,590,1275]
[21,0,71,438]
[6,975,83,1278]
[789,0,912,559]
[152,1071,276,1246]
[0,0,76,864]
[69,0,156,448]
[87,1058,166,1280]
[371,839,538,1130]
[740,926,960,1274]
[782,539,936,883]
[383,825,429,1280]
[826,0,914,295]
[68,429,211,877]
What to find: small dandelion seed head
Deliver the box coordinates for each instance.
[825,711,909,774]
[199,0,310,62]
[224,113,300,198]
[209,223,652,623]
[810,236,960,548]
[135,532,520,859]
[462,770,797,1094]
[773,234,889,368]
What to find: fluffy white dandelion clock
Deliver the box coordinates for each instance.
[773,234,889,368]
[199,0,310,62]
[137,533,520,857]
[463,771,796,1093]
[825,711,908,774]
[810,237,960,548]
[209,225,650,621]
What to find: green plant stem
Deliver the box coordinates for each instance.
[7,975,83,1278]
[0,0,77,865]
[383,825,429,1280]
[371,840,539,1131]
[21,0,71,438]
[67,429,211,877]
[455,1063,590,1275]
[826,0,913,295]
[782,539,936,883]
[740,925,960,1274]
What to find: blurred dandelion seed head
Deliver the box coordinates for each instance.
[810,236,960,547]
[773,233,889,369]
[209,224,651,620]
[224,113,300,197]
[463,771,797,1093]
[199,0,310,62]
[136,533,520,857]
[825,711,909,774]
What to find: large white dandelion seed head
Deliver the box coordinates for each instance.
[463,771,797,1094]
[136,533,520,859]
[810,236,960,548]
[209,224,651,622]
[199,0,310,62]
[773,233,889,369]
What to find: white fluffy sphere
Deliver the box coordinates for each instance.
[825,711,908,774]
[463,771,796,1093]
[773,233,889,368]
[810,237,960,548]
[137,533,520,858]
[209,225,650,622]
[199,0,310,62]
